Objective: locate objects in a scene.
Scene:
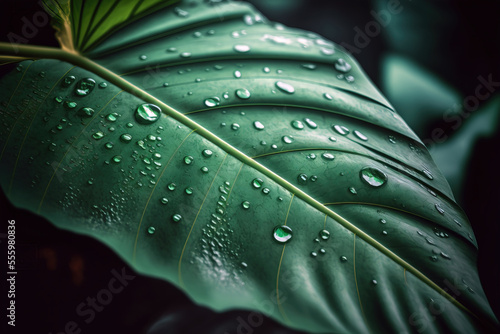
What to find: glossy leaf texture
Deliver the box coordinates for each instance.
[0,0,498,333]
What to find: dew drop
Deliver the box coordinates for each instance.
[139,54,147,60]
[282,135,294,144]
[335,58,352,73]
[234,70,242,78]
[354,130,368,141]
[311,251,318,257]
[65,101,77,109]
[184,155,194,165]
[201,166,209,173]
[180,52,192,58]
[388,135,397,144]
[99,82,107,88]
[74,78,96,96]
[340,256,348,262]
[302,64,317,70]
[135,103,161,124]
[297,173,308,185]
[92,131,104,140]
[174,7,189,17]
[349,187,357,195]
[106,113,117,122]
[324,93,333,100]
[262,187,270,195]
[319,229,330,240]
[263,67,270,73]
[147,226,156,234]
[380,219,386,224]
[329,136,337,142]
[291,120,304,130]
[235,88,251,99]
[321,47,334,56]
[435,203,445,215]
[231,123,240,131]
[202,149,213,157]
[241,201,250,209]
[253,121,265,130]
[275,81,295,94]
[185,187,193,195]
[112,155,122,163]
[234,44,251,53]
[172,214,182,222]
[252,178,263,189]
[105,142,113,149]
[273,225,293,243]
[422,169,434,180]
[345,75,355,83]
[333,125,349,135]
[360,167,387,187]
[204,97,220,107]
[321,153,335,161]
[62,75,76,87]
[120,133,132,143]
[303,118,317,129]
[371,279,378,285]
[168,183,176,191]
[54,96,63,103]
[78,107,94,118]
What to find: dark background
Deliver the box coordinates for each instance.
[1,0,499,333]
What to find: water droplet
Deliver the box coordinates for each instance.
[388,135,397,144]
[241,201,250,209]
[202,149,213,158]
[380,219,386,224]
[297,173,308,185]
[440,252,451,260]
[354,130,368,141]
[147,226,156,234]
[120,133,132,143]
[335,58,352,73]
[180,52,192,58]
[345,75,355,83]
[99,82,107,88]
[174,7,189,17]
[172,214,182,222]
[139,54,147,60]
[74,78,96,96]
[360,167,387,187]
[329,136,337,142]
[92,131,104,140]
[253,121,265,130]
[324,93,333,100]
[349,187,357,195]
[78,107,94,118]
[307,153,316,160]
[105,142,114,149]
[263,67,270,73]
[184,156,194,165]
[282,135,294,144]
[135,103,161,124]
[275,81,295,94]
[62,75,76,87]
[422,169,434,180]
[291,120,304,130]
[54,96,63,103]
[311,251,318,257]
[65,101,77,109]
[304,118,317,129]
[321,47,334,56]
[112,155,122,163]
[185,187,193,195]
[262,187,270,195]
[454,219,462,227]
[319,230,330,240]
[333,125,349,135]
[234,70,242,78]
[204,96,220,107]
[435,203,445,215]
[231,123,240,131]
[168,183,176,191]
[106,113,117,122]
[340,256,348,262]
[273,225,293,243]
[200,166,209,173]
[322,153,335,161]
[252,178,263,189]
[381,230,388,235]
[234,44,251,53]
[371,279,378,285]
[235,88,251,99]
[430,255,438,262]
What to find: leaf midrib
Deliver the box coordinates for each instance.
[0,42,482,326]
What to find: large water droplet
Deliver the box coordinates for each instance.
[253,121,265,130]
[291,120,304,130]
[74,78,96,96]
[252,178,263,189]
[333,125,349,135]
[275,81,295,94]
[235,88,251,99]
[273,225,293,243]
[360,167,387,187]
[335,58,352,73]
[135,103,161,124]
[204,96,220,107]
[234,44,251,53]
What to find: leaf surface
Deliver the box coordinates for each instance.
[0,0,498,333]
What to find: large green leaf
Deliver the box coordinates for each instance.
[0,0,498,332]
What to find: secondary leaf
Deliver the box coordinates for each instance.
[0,0,498,333]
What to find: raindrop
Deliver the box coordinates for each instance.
[74,78,96,96]
[172,214,182,222]
[345,75,355,83]
[333,125,349,135]
[282,135,294,144]
[120,133,132,143]
[112,155,122,163]
[78,107,94,118]
[185,187,193,195]
[440,252,451,260]
[307,153,316,159]
[360,167,387,187]
[106,113,117,122]
[234,44,251,53]
[54,96,63,103]
[349,187,357,195]
[135,103,161,124]
[297,173,308,185]
[388,135,397,144]
[202,149,213,157]
[319,248,326,254]
[340,256,348,262]
[381,230,388,236]
[201,166,209,173]
[147,226,156,234]
[311,251,318,257]
[273,225,293,243]
[204,97,220,107]
[253,121,265,130]
[231,123,240,131]
[234,70,242,78]
[430,255,438,262]
[99,82,107,88]
[275,81,295,94]
[92,131,104,140]
[252,178,263,189]
[180,52,192,58]
[371,279,378,285]
[65,101,77,109]
[304,118,317,129]
[380,219,386,224]
[435,203,445,215]
[354,130,368,141]
[235,88,251,99]
[262,187,270,195]
[310,175,318,182]
[160,197,168,205]
[321,47,334,56]
[139,55,147,60]
[241,201,250,209]
[319,230,330,240]
[291,120,304,130]
[329,136,337,142]
[105,142,113,149]
[321,153,335,160]
[184,156,194,165]
[263,67,270,73]
[168,183,176,191]
[324,93,333,100]
[302,64,317,70]
[335,58,352,73]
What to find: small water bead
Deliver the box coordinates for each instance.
[349,187,357,195]
[328,136,337,143]
[252,178,263,189]
[311,251,318,257]
[345,75,355,83]
[435,203,445,215]
[99,82,107,88]
[320,47,334,56]
[139,54,147,60]
[271,144,278,149]
[454,219,462,227]
[340,256,348,262]
[297,173,308,185]
[136,103,161,124]
[282,135,294,144]
[63,75,76,87]
[231,123,240,131]
[262,187,270,195]
[334,58,352,73]
[371,279,378,285]
[388,135,397,144]
[74,78,96,96]
[193,31,202,38]
[112,155,122,163]
[147,226,156,234]
[234,70,242,78]
[235,88,251,99]
[160,197,169,205]
[204,97,220,107]
[168,183,176,191]
[354,130,368,141]
[380,219,386,224]
[273,225,293,243]
[319,229,330,240]
[174,7,189,17]
[201,166,209,173]
[319,248,326,254]
[185,187,193,195]
[180,52,192,58]
[303,118,317,129]
[440,252,451,260]
[184,155,194,165]
[120,133,132,142]
[310,175,318,182]
[321,153,335,161]
[241,201,250,209]
[54,96,63,103]
[275,81,295,94]
[324,93,333,100]
[307,153,317,160]
[76,107,93,118]
[422,169,434,180]
[92,131,104,140]
[333,125,349,135]
[106,113,118,122]
[125,122,134,129]
[430,255,438,262]
[105,142,114,149]
[234,44,251,53]
[381,230,388,236]
[65,101,77,109]
[291,120,304,130]
[263,67,271,73]
[360,167,388,187]
[16,64,23,72]
[172,214,182,222]
[202,149,213,157]
[253,121,265,130]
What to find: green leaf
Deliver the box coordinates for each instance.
[0,0,498,332]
